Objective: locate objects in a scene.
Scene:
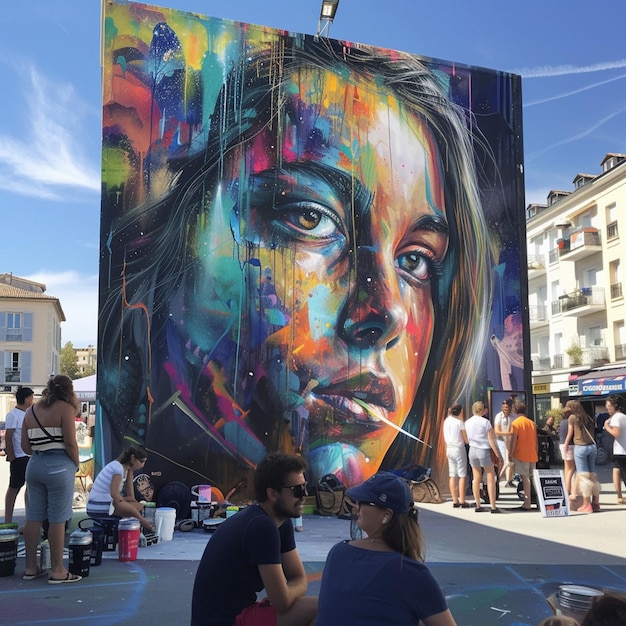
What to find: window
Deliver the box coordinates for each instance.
[1,351,31,384]
[610,260,622,299]
[0,311,33,342]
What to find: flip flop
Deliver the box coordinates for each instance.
[48,572,82,585]
[23,569,48,580]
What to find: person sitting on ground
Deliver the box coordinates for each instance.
[442,403,470,508]
[191,453,317,626]
[509,400,539,511]
[86,445,155,532]
[465,400,502,513]
[317,471,456,625]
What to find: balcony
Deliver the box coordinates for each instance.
[581,346,610,367]
[611,282,623,300]
[552,354,564,369]
[557,287,605,317]
[5,328,22,341]
[4,368,21,383]
[529,305,548,328]
[532,357,551,371]
[527,255,546,279]
[559,228,601,261]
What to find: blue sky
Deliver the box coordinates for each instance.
[2,0,625,347]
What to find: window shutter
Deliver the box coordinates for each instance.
[21,351,32,383]
[23,312,33,341]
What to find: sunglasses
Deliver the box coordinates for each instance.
[282,483,308,499]
[356,501,378,508]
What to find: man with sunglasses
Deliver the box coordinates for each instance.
[191,453,317,626]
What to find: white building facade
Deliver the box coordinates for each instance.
[0,273,65,416]
[527,153,626,418]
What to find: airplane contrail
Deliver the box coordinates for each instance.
[524,74,626,107]
[513,59,626,78]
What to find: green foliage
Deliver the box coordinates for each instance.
[60,341,79,379]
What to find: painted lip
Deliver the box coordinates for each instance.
[308,374,396,423]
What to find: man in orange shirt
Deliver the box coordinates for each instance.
[509,400,538,511]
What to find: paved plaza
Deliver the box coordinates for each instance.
[0,461,625,625]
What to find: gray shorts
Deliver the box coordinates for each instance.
[25,450,76,524]
[468,446,492,469]
[514,459,535,478]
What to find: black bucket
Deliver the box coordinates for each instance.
[0,526,19,577]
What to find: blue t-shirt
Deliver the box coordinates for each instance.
[191,504,296,626]
[317,541,448,625]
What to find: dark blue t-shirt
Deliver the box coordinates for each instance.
[317,541,448,625]
[191,504,296,626]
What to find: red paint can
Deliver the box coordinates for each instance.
[118,518,141,562]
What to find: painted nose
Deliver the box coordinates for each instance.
[339,251,407,349]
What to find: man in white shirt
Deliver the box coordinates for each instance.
[4,387,34,523]
[493,399,516,487]
[604,394,626,504]
[442,403,470,508]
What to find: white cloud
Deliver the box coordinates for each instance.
[26,270,99,348]
[0,64,100,200]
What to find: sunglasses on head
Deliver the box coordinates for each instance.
[357,501,378,508]
[282,483,308,498]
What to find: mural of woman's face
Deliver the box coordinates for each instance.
[225,65,449,475]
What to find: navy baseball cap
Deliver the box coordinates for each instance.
[346,471,413,513]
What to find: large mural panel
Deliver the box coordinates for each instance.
[99,0,526,497]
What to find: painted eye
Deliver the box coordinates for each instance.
[396,252,431,283]
[276,202,343,241]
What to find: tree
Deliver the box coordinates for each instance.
[60,341,79,379]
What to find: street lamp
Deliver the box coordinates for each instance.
[317,0,339,38]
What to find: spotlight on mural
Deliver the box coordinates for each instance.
[99,0,528,499]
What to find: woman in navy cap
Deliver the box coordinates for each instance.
[317,472,456,625]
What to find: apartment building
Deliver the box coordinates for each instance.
[75,345,97,376]
[0,273,65,416]
[527,153,626,419]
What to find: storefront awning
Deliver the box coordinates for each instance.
[569,367,626,396]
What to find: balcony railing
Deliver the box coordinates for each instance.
[581,346,610,367]
[616,344,626,360]
[532,357,551,371]
[607,221,619,240]
[529,305,547,324]
[527,255,545,271]
[4,368,21,383]
[555,287,604,313]
[611,282,623,299]
[559,229,601,260]
[552,354,564,369]
[5,328,22,341]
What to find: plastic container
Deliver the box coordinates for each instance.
[0,525,19,577]
[226,506,239,518]
[88,526,104,566]
[118,517,141,561]
[155,507,176,541]
[143,502,157,527]
[38,539,51,572]
[68,529,92,577]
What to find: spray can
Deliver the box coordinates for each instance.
[38,539,51,572]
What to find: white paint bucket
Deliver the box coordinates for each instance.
[155,507,176,542]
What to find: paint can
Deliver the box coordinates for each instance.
[155,507,176,541]
[0,525,19,577]
[118,517,141,561]
[68,529,92,577]
[88,525,105,566]
[226,506,239,518]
